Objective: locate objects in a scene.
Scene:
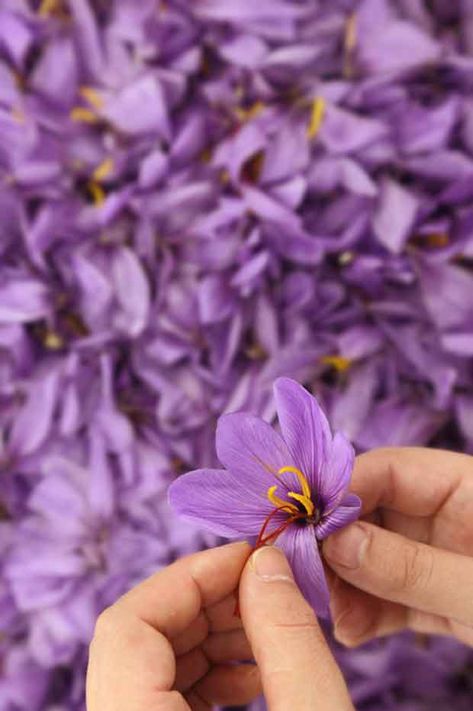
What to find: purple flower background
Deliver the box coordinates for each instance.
[0,0,472,709]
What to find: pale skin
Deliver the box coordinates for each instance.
[86,448,473,710]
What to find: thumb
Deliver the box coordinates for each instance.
[323,522,473,626]
[239,546,353,711]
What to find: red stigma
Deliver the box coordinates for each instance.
[234,506,304,617]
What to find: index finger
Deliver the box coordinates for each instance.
[87,543,250,711]
[352,447,470,517]
[239,546,353,711]
[119,541,250,637]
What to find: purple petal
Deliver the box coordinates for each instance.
[320,104,387,155]
[358,20,441,75]
[320,432,356,512]
[279,524,330,618]
[31,37,78,107]
[103,76,171,139]
[273,377,331,492]
[168,467,284,537]
[0,279,49,324]
[9,371,59,458]
[316,494,361,540]
[219,34,268,69]
[216,412,293,491]
[373,178,419,254]
[111,247,151,337]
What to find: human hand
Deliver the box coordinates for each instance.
[86,541,354,710]
[322,448,473,648]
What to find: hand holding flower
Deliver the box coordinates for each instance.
[323,447,473,648]
[86,542,354,710]
[169,377,361,618]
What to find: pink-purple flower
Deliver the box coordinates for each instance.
[169,377,361,616]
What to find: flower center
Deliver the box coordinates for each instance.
[266,465,315,517]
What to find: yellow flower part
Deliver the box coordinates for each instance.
[70,108,99,124]
[92,157,114,183]
[320,355,352,372]
[267,485,298,514]
[43,331,64,350]
[307,97,326,139]
[266,465,315,517]
[235,101,265,122]
[79,86,105,110]
[38,0,60,16]
[88,182,106,206]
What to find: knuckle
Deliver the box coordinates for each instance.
[92,605,119,640]
[395,542,434,594]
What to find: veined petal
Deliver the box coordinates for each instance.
[273,377,331,493]
[168,468,285,538]
[316,493,361,540]
[279,524,330,618]
[320,432,355,511]
[216,412,293,492]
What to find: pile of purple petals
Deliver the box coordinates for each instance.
[0,0,472,708]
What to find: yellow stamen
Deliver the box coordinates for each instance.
[38,0,60,16]
[267,485,298,514]
[307,97,326,139]
[287,492,315,517]
[43,331,64,350]
[235,101,265,122]
[79,86,104,110]
[70,107,99,124]
[320,355,352,372]
[338,250,355,266]
[277,465,312,500]
[88,182,106,206]
[92,157,114,182]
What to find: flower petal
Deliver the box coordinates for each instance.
[273,377,331,492]
[320,432,356,512]
[316,494,361,540]
[168,468,284,538]
[216,412,293,492]
[279,524,330,618]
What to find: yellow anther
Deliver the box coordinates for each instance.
[43,331,64,350]
[307,97,326,139]
[235,101,265,122]
[267,485,298,514]
[344,13,357,78]
[79,86,104,110]
[92,157,114,182]
[320,355,352,372]
[287,492,315,517]
[277,466,312,500]
[70,107,99,124]
[88,182,106,206]
[38,0,60,16]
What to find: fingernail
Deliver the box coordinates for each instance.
[323,524,368,569]
[250,546,295,582]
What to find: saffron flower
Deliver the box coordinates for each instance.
[169,377,361,616]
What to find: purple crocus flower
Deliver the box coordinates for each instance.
[169,377,361,616]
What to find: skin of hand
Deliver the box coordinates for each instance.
[323,447,473,648]
[86,542,354,711]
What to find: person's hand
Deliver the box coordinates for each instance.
[322,448,473,648]
[86,541,354,710]
[86,542,260,710]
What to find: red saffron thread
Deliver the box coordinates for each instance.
[234,506,305,616]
